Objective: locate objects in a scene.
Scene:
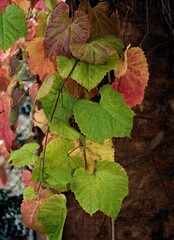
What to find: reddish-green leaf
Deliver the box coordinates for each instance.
[22,170,38,189]
[45,2,90,56]
[0,92,14,150]
[112,47,149,107]
[70,35,124,65]
[21,189,53,233]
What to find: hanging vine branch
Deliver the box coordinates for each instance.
[0,0,149,239]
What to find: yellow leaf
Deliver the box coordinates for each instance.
[114,44,131,78]
[70,139,114,173]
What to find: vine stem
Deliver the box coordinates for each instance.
[39,60,78,187]
[83,147,88,171]
[111,218,115,240]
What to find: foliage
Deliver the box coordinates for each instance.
[0,0,149,239]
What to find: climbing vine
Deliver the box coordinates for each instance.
[0,0,149,239]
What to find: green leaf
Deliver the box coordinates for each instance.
[38,194,67,240]
[49,120,81,140]
[57,54,118,91]
[44,138,74,168]
[32,138,77,191]
[23,186,36,200]
[71,160,128,218]
[0,4,28,51]
[70,35,124,65]
[44,168,73,190]
[73,85,134,143]
[37,74,77,123]
[36,11,49,37]
[10,143,40,167]
[45,0,57,11]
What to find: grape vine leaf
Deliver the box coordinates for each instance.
[73,84,134,143]
[0,0,10,13]
[23,186,36,200]
[30,0,40,8]
[22,170,38,189]
[38,194,67,240]
[57,54,118,91]
[12,0,31,13]
[10,143,40,167]
[71,160,128,218]
[32,138,76,191]
[45,0,57,11]
[112,47,149,107]
[36,11,49,37]
[70,35,124,65]
[25,37,57,81]
[21,189,53,233]
[0,92,14,150]
[0,68,10,91]
[0,164,8,187]
[65,78,99,99]
[0,4,28,51]
[45,2,90,56]
[79,1,116,38]
[33,109,48,133]
[114,44,130,78]
[70,139,114,173]
[49,120,81,141]
[36,74,77,123]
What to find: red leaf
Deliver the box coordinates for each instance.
[34,0,49,11]
[0,92,14,150]
[0,0,10,13]
[112,47,149,107]
[0,68,10,91]
[31,0,40,8]
[45,2,90,56]
[22,170,38,189]
[25,37,57,81]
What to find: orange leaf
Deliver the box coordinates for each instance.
[112,47,149,107]
[0,92,14,150]
[0,165,8,187]
[11,0,31,13]
[25,37,57,81]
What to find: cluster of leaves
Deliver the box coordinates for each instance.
[0,0,149,239]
